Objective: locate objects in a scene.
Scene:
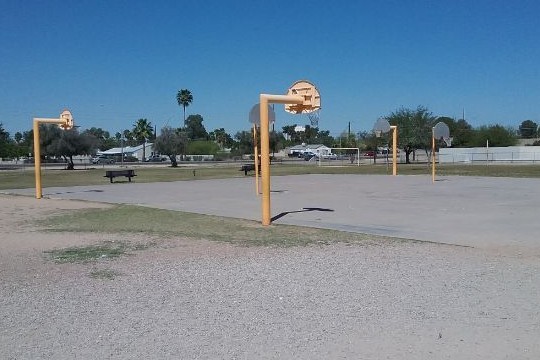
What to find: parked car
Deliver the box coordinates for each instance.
[146,155,167,162]
[304,152,318,161]
[92,155,115,164]
[288,151,302,158]
[363,151,375,157]
[322,153,338,160]
[121,155,139,163]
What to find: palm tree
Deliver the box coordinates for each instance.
[132,118,153,161]
[176,89,193,125]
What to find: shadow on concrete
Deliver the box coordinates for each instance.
[271,207,334,222]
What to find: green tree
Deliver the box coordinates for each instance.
[184,114,208,140]
[81,127,114,151]
[302,125,319,144]
[472,125,517,147]
[186,140,220,155]
[233,130,254,155]
[12,131,28,159]
[153,126,188,167]
[315,130,334,147]
[270,129,286,156]
[40,124,94,169]
[176,89,193,124]
[132,118,153,161]
[209,128,234,149]
[357,130,375,150]
[14,130,34,159]
[0,123,12,158]
[122,129,135,146]
[519,120,538,139]
[282,124,301,143]
[386,106,436,163]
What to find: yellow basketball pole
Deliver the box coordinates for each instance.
[33,119,42,199]
[253,124,260,195]
[260,94,304,226]
[390,125,397,176]
[431,128,436,183]
[33,117,71,199]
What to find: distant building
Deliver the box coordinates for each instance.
[286,144,332,157]
[98,143,154,162]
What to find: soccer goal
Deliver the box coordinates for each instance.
[318,147,360,167]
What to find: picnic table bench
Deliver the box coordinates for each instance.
[104,169,137,183]
[239,163,260,176]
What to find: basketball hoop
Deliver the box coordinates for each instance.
[433,121,450,139]
[249,103,275,126]
[58,109,74,130]
[373,117,391,136]
[284,80,321,114]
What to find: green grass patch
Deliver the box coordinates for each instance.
[44,239,157,264]
[0,166,245,190]
[45,241,128,263]
[39,204,396,247]
[2,163,539,190]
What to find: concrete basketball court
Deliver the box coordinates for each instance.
[4,174,538,254]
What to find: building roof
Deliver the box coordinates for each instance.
[99,143,153,155]
[305,144,328,150]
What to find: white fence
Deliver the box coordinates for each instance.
[439,146,540,164]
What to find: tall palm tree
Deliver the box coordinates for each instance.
[132,118,153,161]
[176,89,193,125]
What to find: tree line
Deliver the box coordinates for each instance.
[0,92,537,168]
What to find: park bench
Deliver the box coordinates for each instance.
[104,169,137,183]
[239,163,260,176]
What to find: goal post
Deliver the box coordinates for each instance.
[317,147,360,166]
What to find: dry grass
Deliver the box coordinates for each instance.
[1,163,539,191]
[39,204,401,248]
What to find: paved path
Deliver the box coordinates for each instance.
[4,174,539,253]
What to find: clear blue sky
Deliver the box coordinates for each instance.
[1,0,539,138]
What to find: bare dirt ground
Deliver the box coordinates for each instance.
[1,194,539,359]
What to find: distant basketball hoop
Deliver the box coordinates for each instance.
[373,117,391,136]
[249,103,275,126]
[284,80,321,114]
[372,117,398,176]
[59,109,74,130]
[433,121,450,140]
[432,121,451,182]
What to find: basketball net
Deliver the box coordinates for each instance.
[443,137,453,147]
[308,110,320,128]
